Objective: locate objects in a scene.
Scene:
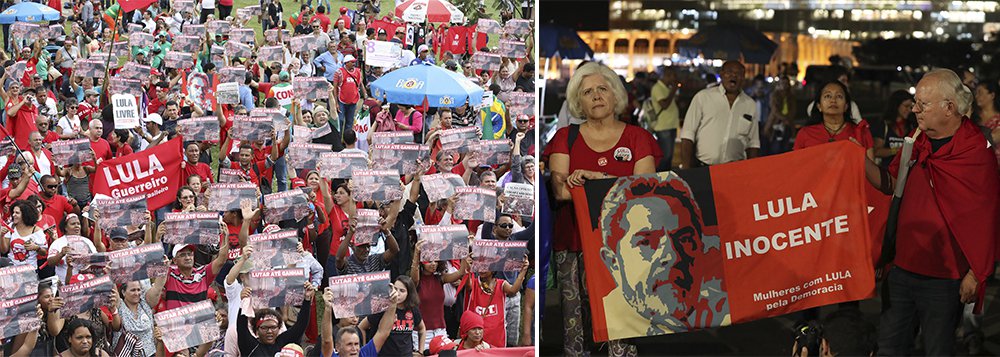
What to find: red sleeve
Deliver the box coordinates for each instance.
[61,196,74,215]
[258,82,273,95]
[541,126,570,160]
[857,121,874,149]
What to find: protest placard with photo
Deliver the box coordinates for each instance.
[181,24,205,37]
[229,115,274,141]
[422,173,466,201]
[5,62,26,82]
[206,20,230,35]
[0,137,14,158]
[162,212,222,245]
[129,31,154,47]
[328,271,392,318]
[51,138,95,166]
[317,152,368,179]
[502,92,534,108]
[172,0,195,13]
[90,53,121,68]
[229,28,256,43]
[352,209,381,246]
[235,7,253,20]
[471,52,502,72]
[369,131,414,145]
[292,77,330,100]
[0,265,37,300]
[127,23,144,33]
[264,29,290,43]
[225,41,252,59]
[0,294,41,339]
[248,230,302,269]
[61,275,113,316]
[93,194,148,231]
[263,189,311,223]
[217,168,247,183]
[289,35,317,53]
[249,268,306,309]
[363,40,403,68]
[250,108,289,133]
[154,301,220,354]
[74,59,107,78]
[206,182,258,212]
[119,62,152,81]
[439,127,479,153]
[215,82,240,105]
[164,51,194,69]
[108,42,130,58]
[10,22,38,41]
[352,170,403,202]
[472,240,528,273]
[476,19,502,34]
[210,45,225,68]
[370,144,428,175]
[259,45,284,64]
[503,19,533,37]
[454,187,497,222]
[417,224,469,262]
[109,244,168,284]
[501,182,534,216]
[172,35,201,53]
[217,67,247,84]
[67,251,109,276]
[286,142,330,171]
[110,78,144,97]
[47,24,64,39]
[471,139,512,166]
[177,116,221,142]
[498,40,528,58]
[291,125,312,142]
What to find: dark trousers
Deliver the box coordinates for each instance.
[878,267,963,356]
[654,128,676,171]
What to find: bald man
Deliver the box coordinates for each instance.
[81,119,112,179]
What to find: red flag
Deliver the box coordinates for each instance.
[92,137,184,211]
[118,0,156,13]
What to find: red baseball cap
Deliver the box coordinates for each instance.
[291,177,307,189]
[428,335,457,355]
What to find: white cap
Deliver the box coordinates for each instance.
[344,55,357,63]
[418,44,429,53]
[172,244,194,258]
[144,113,163,125]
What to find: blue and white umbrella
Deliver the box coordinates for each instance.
[370,64,484,108]
[0,2,60,24]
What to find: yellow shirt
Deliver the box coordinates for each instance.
[650,80,680,131]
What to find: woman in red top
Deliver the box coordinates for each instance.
[793,81,874,156]
[543,62,660,356]
[411,242,471,350]
[318,181,356,254]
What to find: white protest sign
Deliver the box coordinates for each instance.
[364,40,403,68]
[112,94,140,129]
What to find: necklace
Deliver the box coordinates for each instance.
[823,120,847,142]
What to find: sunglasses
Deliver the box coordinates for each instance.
[45,184,59,189]
[516,119,529,123]
[497,223,514,229]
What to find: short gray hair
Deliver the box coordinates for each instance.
[924,68,974,116]
[566,62,628,119]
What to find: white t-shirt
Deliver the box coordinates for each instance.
[33,150,52,177]
[47,236,98,283]
[201,0,215,10]
[58,115,82,138]
[5,228,47,268]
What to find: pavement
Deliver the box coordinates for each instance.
[540,275,1000,356]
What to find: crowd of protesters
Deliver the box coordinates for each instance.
[0,0,538,356]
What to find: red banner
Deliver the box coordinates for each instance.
[570,141,878,342]
[440,347,534,356]
[92,137,184,211]
[118,0,156,13]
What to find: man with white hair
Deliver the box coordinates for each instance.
[866,68,999,355]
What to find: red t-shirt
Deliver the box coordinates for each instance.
[163,265,216,310]
[418,273,447,330]
[42,131,59,144]
[542,124,661,251]
[337,14,351,30]
[312,13,331,32]
[327,203,348,255]
[41,194,74,233]
[5,97,38,149]
[114,142,134,158]
[463,276,507,348]
[78,101,97,123]
[222,223,242,261]
[90,138,113,162]
[334,67,362,105]
[793,121,874,151]
[183,162,215,186]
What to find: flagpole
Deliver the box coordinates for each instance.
[0,125,42,187]
[100,12,124,108]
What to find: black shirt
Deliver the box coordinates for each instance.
[366,307,422,357]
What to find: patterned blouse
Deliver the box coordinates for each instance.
[116,296,155,357]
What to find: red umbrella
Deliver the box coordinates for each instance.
[395,0,464,23]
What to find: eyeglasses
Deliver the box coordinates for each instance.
[259,325,280,332]
[913,99,949,112]
[180,195,195,199]
[67,105,77,109]
[497,223,514,229]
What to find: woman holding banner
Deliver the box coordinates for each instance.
[544,62,660,356]
[794,80,874,156]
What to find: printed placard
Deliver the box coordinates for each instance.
[224,41,252,59]
[229,115,274,141]
[108,42,130,58]
[164,51,194,69]
[88,53,119,68]
[47,24,64,39]
[353,209,381,246]
[476,19,502,34]
[181,24,205,37]
[206,20,231,35]
[248,230,302,268]
[328,271,392,318]
[503,92,534,107]
[172,35,201,53]
[501,182,534,216]
[217,67,247,84]
[127,23,144,34]
[502,19,532,37]
[112,94,141,129]
[162,212,222,245]
[363,40,402,68]
[317,152,368,179]
[471,52,502,72]
[74,59,107,78]
[290,35,317,53]
[61,275,113,316]
[216,82,240,104]
[206,182,258,212]
[369,131,414,145]
[229,28,256,43]
[264,29,291,43]
[508,104,535,117]
[250,108,289,133]
[177,116,221,142]
[109,244,168,284]
[93,194,148,231]
[417,224,469,262]
[370,143,429,175]
[129,32,154,47]
[0,265,37,300]
[172,0,195,14]
[236,7,253,20]
[286,142,330,171]
[439,126,479,153]
[291,125,313,142]
[422,173,465,201]
[67,252,110,276]
[258,45,284,63]
[5,62,26,81]
[249,268,306,309]
[10,22,39,41]
[0,137,14,158]
[292,77,330,100]
[263,189,311,223]
[0,294,41,339]
[119,62,152,81]
[471,139,512,166]
[110,78,144,97]
[471,240,528,272]
[218,168,248,183]
[454,187,497,222]
[498,40,528,59]
[154,301,220,353]
[51,138,95,166]
[352,170,403,202]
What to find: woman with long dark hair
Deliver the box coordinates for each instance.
[359,276,427,356]
[870,90,915,168]
[793,80,874,157]
[59,319,109,357]
[410,243,471,352]
[974,80,1000,167]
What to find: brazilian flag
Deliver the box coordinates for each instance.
[480,97,507,140]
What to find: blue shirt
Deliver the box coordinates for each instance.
[314,51,344,81]
[410,57,435,66]
[238,84,256,111]
[326,340,377,357]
